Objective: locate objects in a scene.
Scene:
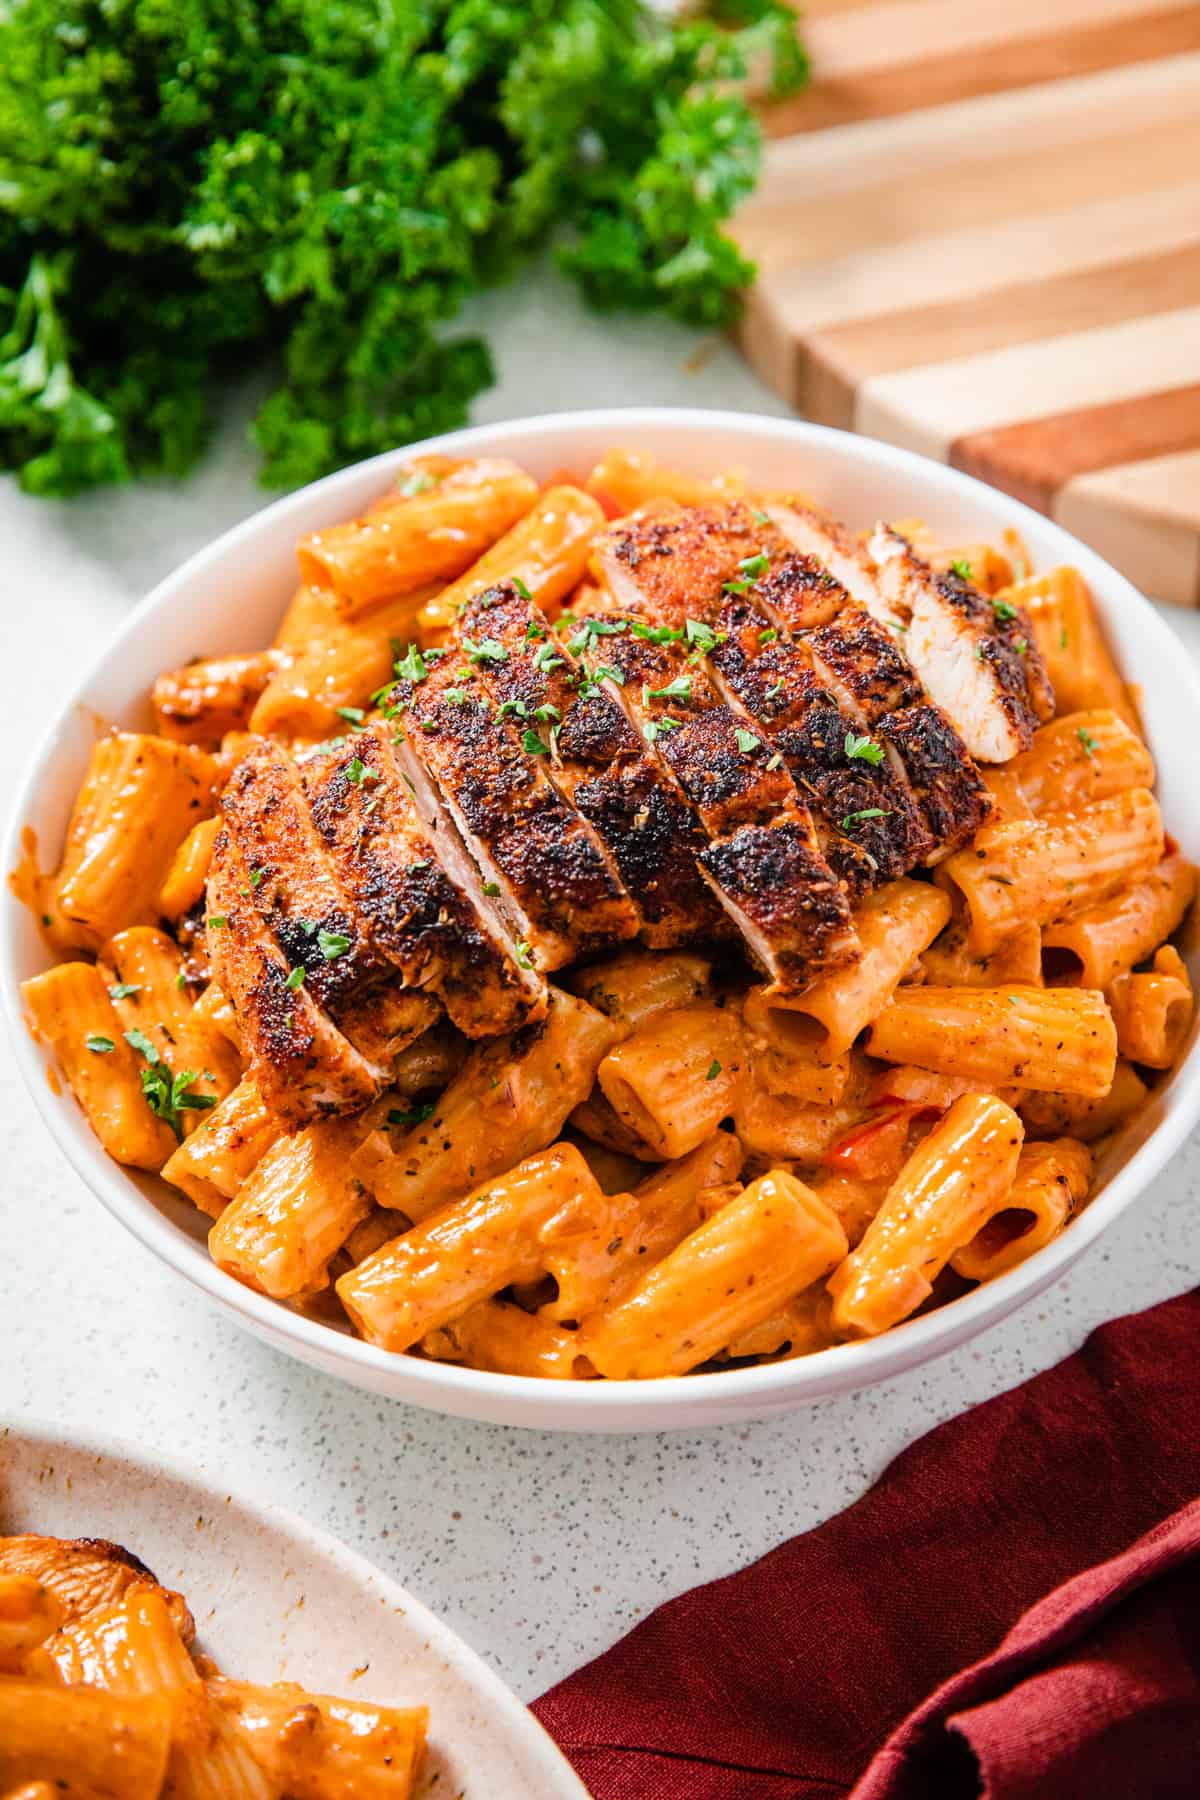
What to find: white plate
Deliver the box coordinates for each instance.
[0,1419,587,1798]
[4,408,1199,1431]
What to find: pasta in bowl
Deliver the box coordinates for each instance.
[5,410,1199,1430]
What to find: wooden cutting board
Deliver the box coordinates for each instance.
[734,0,1200,605]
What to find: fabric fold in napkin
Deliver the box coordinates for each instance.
[533,1289,1200,1799]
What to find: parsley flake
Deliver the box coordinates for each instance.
[628,620,684,645]
[706,1059,722,1080]
[842,808,891,830]
[285,966,306,990]
[735,727,760,754]
[317,928,352,960]
[86,1033,115,1054]
[335,705,365,726]
[107,982,141,1001]
[388,1101,437,1129]
[991,598,1018,624]
[522,728,549,756]
[514,939,534,969]
[1078,727,1098,758]
[949,557,973,580]
[394,644,428,684]
[463,635,508,665]
[511,577,533,604]
[844,731,884,765]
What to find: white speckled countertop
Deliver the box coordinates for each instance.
[3,271,1199,1699]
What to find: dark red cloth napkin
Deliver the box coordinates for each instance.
[533,1289,1200,1799]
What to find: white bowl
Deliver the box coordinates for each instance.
[0,1419,586,1797]
[4,408,1199,1432]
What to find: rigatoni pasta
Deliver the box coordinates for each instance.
[0,1534,428,1797]
[16,446,1197,1381]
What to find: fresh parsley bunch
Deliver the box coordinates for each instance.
[0,0,806,497]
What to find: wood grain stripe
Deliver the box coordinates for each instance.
[740,56,1200,270]
[856,308,1200,461]
[765,4,1200,134]
[950,386,1200,515]
[1055,450,1200,608]
[801,246,1200,427]
[736,178,1200,410]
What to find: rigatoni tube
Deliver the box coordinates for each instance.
[951,1138,1092,1283]
[937,788,1163,954]
[828,1094,1023,1337]
[337,1144,610,1351]
[866,985,1117,1097]
[577,1171,847,1379]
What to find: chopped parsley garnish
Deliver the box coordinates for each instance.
[409,859,429,872]
[387,1101,437,1129]
[568,618,624,653]
[346,756,365,785]
[513,939,534,969]
[705,1059,722,1080]
[335,705,365,726]
[1078,726,1098,757]
[644,675,691,704]
[498,698,529,719]
[522,728,549,755]
[121,1028,216,1139]
[735,727,760,754]
[842,808,891,830]
[684,617,726,656]
[1013,636,1028,656]
[723,551,770,594]
[757,626,778,644]
[592,663,625,686]
[766,752,783,770]
[991,598,1018,623]
[532,702,560,722]
[444,686,469,706]
[317,928,352,960]
[463,635,508,665]
[643,716,683,744]
[1060,626,1069,650]
[107,982,141,1001]
[533,641,565,673]
[398,469,438,497]
[844,731,884,766]
[394,643,428,684]
[752,509,770,524]
[511,577,533,604]
[629,620,685,644]
[86,1033,115,1054]
[482,881,500,897]
[949,557,973,580]
[764,678,785,701]
[207,914,227,930]
[285,966,306,990]
[524,619,547,641]
[249,867,267,888]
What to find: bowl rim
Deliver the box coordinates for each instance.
[0,1413,588,1793]
[5,404,1200,1426]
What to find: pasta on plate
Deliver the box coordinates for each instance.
[0,1533,427,1796]
[15,446,1197,1380]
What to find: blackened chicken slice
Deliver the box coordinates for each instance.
[595,499,795,624]
[458,583,721,946]
[751,549,992,859]
[867,525,1055,761]
[584,616,858,988]
[392,649,633,971]
[303,725,544,1038]
[709,591,930,889]
[207,824,386,1123]
[216,737,377,1012]
[456,584,642,946]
